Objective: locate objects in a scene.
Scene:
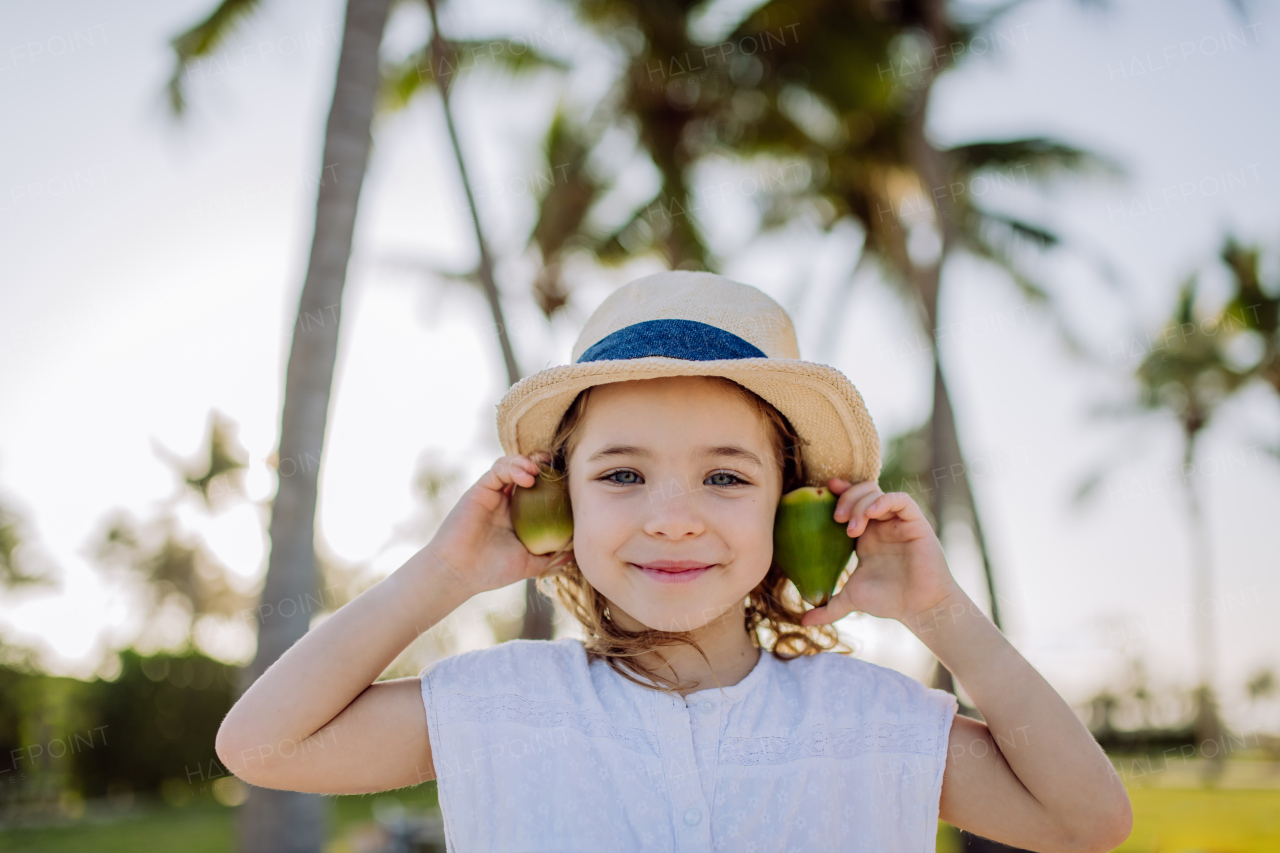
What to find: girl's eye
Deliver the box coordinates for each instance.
[706,470,744,487]
[602,469,642,485]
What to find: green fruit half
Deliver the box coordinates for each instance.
[773,486,856,606]
[510,466,574,555]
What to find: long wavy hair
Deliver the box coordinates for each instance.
[533,376,853,695]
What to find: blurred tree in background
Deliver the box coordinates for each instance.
[522,1,1118,719]
[90,411,257,656]
[0,498,54,592]
[1076,234,1280,777]
[0,650,238,820]
[164,0,569,843]
[378,0,568,642]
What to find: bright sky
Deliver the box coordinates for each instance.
[1,0,1277,730]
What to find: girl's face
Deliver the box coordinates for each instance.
[565,376,783,633]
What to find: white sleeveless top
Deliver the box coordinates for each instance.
[419,637,957,852]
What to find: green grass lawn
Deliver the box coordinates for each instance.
[0,800,234,853]
[0,784,439,853]
[3,783,1278,852]
[1114,788,1280,852]
[935,787,1280,853]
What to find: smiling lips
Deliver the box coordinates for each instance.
[631,560,716,583]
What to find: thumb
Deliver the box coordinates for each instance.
[799,603,833,627]
[530,546,575,578]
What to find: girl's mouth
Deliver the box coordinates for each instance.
[630,560,716,583]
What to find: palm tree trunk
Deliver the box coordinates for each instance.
[925,353,1004,705]
[423,0,555,641]
[1182,432,1223,777]
[237,1,392,850]
[930,358,1002,631]
[908,13,1028,850]
[901,13,1004,713]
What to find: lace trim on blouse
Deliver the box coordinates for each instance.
[439,691,661,757]
[439,692,938,768]
[721,721,937,766]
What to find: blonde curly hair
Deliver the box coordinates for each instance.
[534,376,852,695]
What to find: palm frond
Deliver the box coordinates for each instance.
[946,138,1124,184]
[380,45,433,112]
[1174,275,1198,327]
[1222,239,1279,336]
[531,111,602,259]
[956,209,1107,360]
[971,207,1060,250]
[184,411,249,508]
[950,0,1032,42]
[1070,466,1109,507]
[167,0,263,115]
[528,112,609,315]
[1068,424,1155,508]
[594,206,660,265]
[379,39,568,113]
[957,209,1052,303]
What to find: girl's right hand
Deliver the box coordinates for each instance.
[425,453,569,598]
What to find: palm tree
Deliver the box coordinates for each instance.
[169,0,394,848]
[1133,281,1241,770]
[170,4,573,843]
[726,2,1118,650]
[526,2,1117,678]
[1075,236,1278,776]
[91,411,257,652]
[378,0,566,639]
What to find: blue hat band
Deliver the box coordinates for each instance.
[576,319,767,364]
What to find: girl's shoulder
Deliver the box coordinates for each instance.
[420,637,590,698]
[767,650,957,723]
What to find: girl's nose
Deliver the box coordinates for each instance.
[641,478,706,539]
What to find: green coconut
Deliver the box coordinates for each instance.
[773,486,856,606]
[510,466,574,555]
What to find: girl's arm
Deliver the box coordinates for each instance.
[214,454,560,796]
[912,585,1132,852]
[803,481,1132,853]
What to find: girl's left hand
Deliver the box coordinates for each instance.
[799,479,960,629]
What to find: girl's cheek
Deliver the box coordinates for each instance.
[573,497,630,557]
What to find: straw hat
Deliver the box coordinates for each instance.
[495,270,881,486]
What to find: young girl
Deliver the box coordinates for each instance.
[216,271,1132,851]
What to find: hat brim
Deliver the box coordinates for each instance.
[495,356,881,487]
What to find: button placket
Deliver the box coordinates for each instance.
[658,694,714,852]
[686,693,722,817]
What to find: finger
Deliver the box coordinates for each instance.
[862,491,923,525]
[538,546,575,576]
[799,604,829,627]
[831,479,878,522]
[800,590,858,627]
[478,455,539,492]
[819,589,860,622]
[841,486,885,532]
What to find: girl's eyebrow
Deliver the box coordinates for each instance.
[587,444,652,462]
[585,444,763,467]
[699,445,764,467]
